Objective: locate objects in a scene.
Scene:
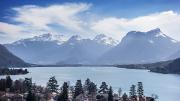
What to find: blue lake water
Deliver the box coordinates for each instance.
[1,67,180,101]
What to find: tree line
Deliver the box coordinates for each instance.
[0,76,158,101]
[0,68,29,75]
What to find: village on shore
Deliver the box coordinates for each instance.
[0,76,158,101]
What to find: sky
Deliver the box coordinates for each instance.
[0,0,180,43]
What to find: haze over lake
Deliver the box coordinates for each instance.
[1,67,180,101]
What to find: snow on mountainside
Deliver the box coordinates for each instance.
[93,34,119,46]
[5,33,66,64]
[5,34,112,64]
[56,35,112,65]
[13,33,67,45]
[66,35,82,45]
[124,28,178,44]
[98,28,180,64]
[5,28,179,65]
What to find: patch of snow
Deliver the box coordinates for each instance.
[94,34,118,46]
[155,32,166,38]
[30,33,53,41]
[171,39,178,43]
[69,35,82,41]
[69,43,75,46]
[16,33,66,45]
[149,40,154,44]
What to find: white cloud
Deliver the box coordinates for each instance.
[0,22,23,36]
[13,3,91,32]
[91,11,180,41]
[0,3,91,43]
[0,3,180,44]
[0,22,48,43]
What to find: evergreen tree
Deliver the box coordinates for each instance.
[99,82,108,93]
[24,78,32,92]
[26,91,37,101]
[88,82,97,94]
[129,85,136,98]
[84,78,91,93]
[0,79,6,91]
[15,80,24,93]
[74,80,83,98]
[6,75,12,89]
[58,82,69,101]
[46,76,59,93]
[137,82,144,101]
[108,86,113,101]
[122,93,128,101]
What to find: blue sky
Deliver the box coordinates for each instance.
[0,0,180,43]
[1,0,180,19]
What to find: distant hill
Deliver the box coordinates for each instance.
[116,58,180,74]
[0,44,29,67]
[160,58,180,74]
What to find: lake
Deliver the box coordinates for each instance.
[1,67,180,101]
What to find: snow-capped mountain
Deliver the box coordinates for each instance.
[93,34,119,46]
[98,28,180,64]
[5,33,65,64]
[5,28,179,65]
[56,35,112,64]
[5,34,112,64]
[12,33,66,45]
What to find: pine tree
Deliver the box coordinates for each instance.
[88,82,97,94]
[24,78,32,92]
[58,82,69,101]
[99,82,108,94]
[46,76,59,93]
[74,80,83,98]
[137,82,144,101]
[129,85,136,98]
[84,78,91,93]
[108,86,113,101]
[0,79,6,91]
[6,75,12,88]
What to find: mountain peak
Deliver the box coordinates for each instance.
[147,28,163,36]
[126,28,163,38]
[126,31,144,37]
[69,35,82,41]
[94,34,107,39]
[94,34,118,46]
[121,28,179,45]
[148,28,161,33]
[147,28,168,38]
[32,33,53,41]
[12,33,66,45]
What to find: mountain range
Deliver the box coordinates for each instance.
[5,34,117,64]
[4,28,180,65]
